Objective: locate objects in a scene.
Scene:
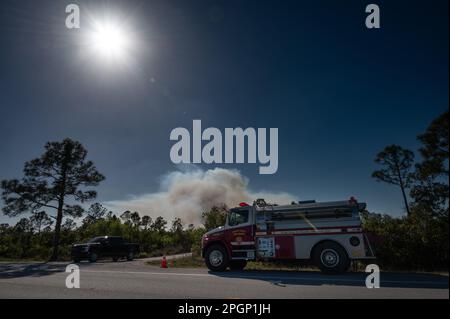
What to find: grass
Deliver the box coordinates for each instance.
[246,261,318,272]
[145,256,449,275]
[0,257,47,263]
[146,255,320,271]
[146,255,207,268]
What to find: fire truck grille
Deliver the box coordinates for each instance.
[231,251,249,258]
[231,245,255,250]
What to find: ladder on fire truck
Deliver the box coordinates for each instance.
[253,198,366,221]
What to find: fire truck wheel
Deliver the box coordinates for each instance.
[313,242,350,274]
[229,260,247,271]
[205,244,229,272]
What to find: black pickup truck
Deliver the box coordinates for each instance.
[71,236,140,263]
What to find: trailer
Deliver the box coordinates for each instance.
[201,198,375,273]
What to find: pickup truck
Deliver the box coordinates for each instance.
[71,236,140,263]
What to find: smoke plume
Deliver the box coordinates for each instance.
[105,167,296,226]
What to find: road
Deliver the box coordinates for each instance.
[0,259,448,299]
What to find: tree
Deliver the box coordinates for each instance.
[0,223,9,232]
[372,145,415,215]
[411,110,449,217]
[361,207,449,271]
[417,110,449,176]
[30,211,53,235]
[62,218,76,231]
[1,138,105,260]
[120,210,132,225]
[151,216,167,233]
[140,215,152,230]
[201,204,228,231]
[14,217,34,258]
[170,217,184,248]
[83,203,107,225]
[171,217,183,233]
[130,212,141,227]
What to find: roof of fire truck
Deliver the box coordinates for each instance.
[236,198,367,214]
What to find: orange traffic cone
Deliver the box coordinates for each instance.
[161,256,168,268]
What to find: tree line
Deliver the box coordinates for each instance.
[0,110,448,270]
[0,201,227,260]
[365,110,448,270]
[0,203,207,260]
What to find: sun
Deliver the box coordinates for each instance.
[87,20,132,62]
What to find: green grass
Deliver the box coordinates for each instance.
[245,261,318,272]
[146,256,449,274]
[146,255,207,268]
[0,257,47,263]
[146,255,320,271]
[145,256,449,274]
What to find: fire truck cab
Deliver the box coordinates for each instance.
[201,198,375,274]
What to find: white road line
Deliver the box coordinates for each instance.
[79,270,448,286]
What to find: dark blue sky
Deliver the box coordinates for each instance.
[0,0,448,224]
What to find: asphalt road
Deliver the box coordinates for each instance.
[0,259,448,299]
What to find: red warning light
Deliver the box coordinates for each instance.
[239,202,249,207]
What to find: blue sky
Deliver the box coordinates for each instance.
[0,0,448,224]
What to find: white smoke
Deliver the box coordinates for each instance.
[105,167,297,226]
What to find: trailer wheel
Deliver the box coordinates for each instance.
[229,260,247,271]
[313,242,350,274]
[205,244,229,272]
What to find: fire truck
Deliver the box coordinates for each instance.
[201,198,375,273]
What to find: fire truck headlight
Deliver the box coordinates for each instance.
[349,236,360,246]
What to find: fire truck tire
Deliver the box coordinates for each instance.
[205,244,229,272]
[313,241,350,274]
[229,260,247,271]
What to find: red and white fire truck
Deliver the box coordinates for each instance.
[201,198,375,273]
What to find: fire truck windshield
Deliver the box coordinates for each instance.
[228,210,249,226]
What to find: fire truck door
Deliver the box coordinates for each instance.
[225,208,255,260]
